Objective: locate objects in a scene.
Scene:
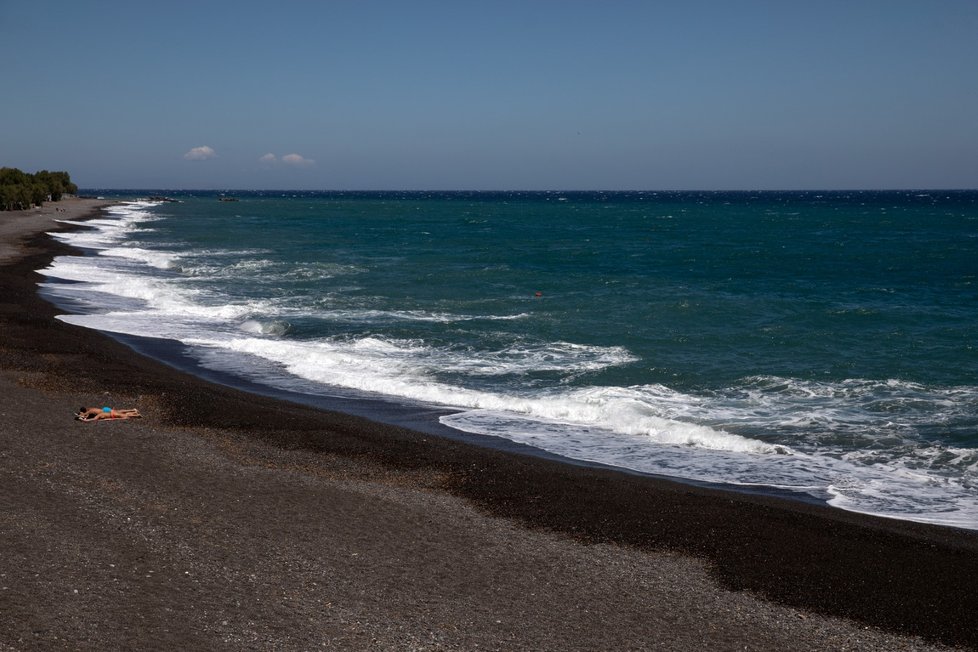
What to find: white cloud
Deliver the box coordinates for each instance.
[259,152,314,168]
[184,145,217,161]
[281,153,315,167]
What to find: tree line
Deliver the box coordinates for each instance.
[1,167,78,211]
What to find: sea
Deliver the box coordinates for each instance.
[39,190,978,530]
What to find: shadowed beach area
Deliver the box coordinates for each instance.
[1,199,976,650]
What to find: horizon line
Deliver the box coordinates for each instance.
[79,187,978,194]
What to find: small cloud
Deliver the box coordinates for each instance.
[281,153,315,167]
[184,145,217,161]
[258,152,315,168]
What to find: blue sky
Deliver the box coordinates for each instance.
[2,1,976,190]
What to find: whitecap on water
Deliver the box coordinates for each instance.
[239,319,291,336]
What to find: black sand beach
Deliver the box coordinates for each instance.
[1,199,976,650]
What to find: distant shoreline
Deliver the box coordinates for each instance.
[0,197,114,262]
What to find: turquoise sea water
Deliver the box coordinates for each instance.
[41,190,978,528]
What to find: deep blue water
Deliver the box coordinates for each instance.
[41,190,978,528]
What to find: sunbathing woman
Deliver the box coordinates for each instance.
[75,406,142,421]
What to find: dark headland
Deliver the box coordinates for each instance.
[1,198,976,650]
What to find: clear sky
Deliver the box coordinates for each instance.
[2,1,976,190]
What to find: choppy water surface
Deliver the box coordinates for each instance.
[41,190,978,528]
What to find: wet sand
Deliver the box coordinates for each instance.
[1,198,975,650]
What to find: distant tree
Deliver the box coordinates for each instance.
[57,171,78,195]
[37,170,77,199]
[0,167,77,210]
[0,184,17,211]
[35,170,61,201]
[30,180,48,205]
[0,167,29,187]
[0,168,32,210]
[0,183,32,211]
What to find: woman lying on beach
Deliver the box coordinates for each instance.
[75,406,142,422]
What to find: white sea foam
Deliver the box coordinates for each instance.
[441,407,978,528]
[41,256,249,318]
[432,341,637,377]
[178,334,778,457]
[98,246,183,270]
[239,319,291,336]
[49,201,161,252]
[672,376,978,450]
